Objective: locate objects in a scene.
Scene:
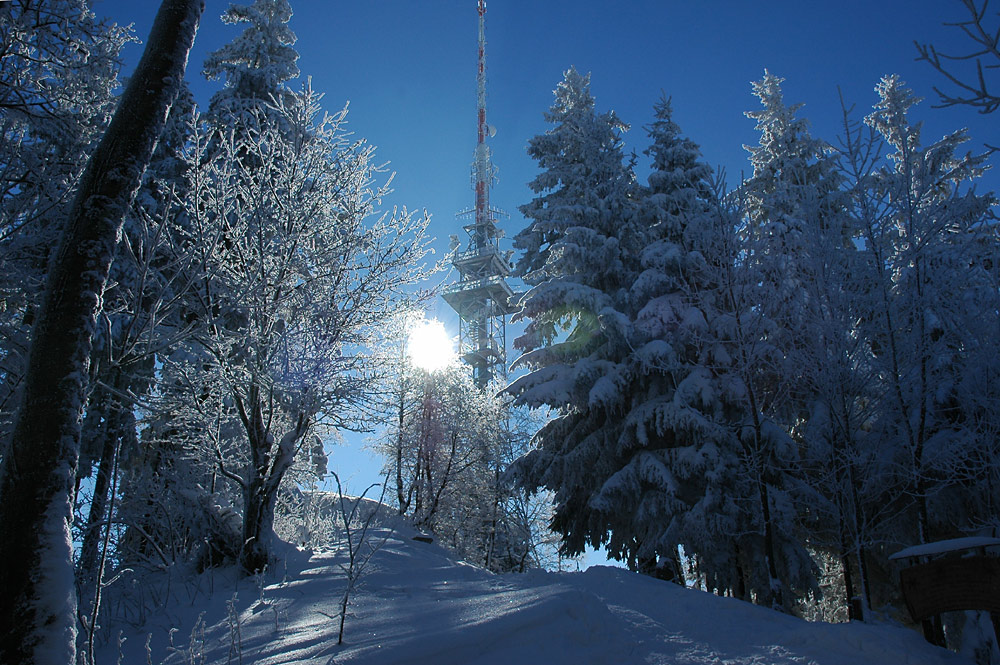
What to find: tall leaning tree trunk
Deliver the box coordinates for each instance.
[0,2,202,663]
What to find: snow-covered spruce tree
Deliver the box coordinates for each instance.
[857,76,998,548]
[507,68,648,565]
[0,1,203,662]
[176,85,430,574]
[584,96,745,584]
[0,0,132,457]
[742,71,849,345]
[202,0,299,124]
[512,67,639,287]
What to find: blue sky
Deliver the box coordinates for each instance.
[94,1,999,558]
[98,0,999,316]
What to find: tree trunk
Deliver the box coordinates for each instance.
[655,548,683,584]
[837,440,864,622]
[240,442,300,574]
[238,388,273,575]
[241,471,273,574]
[856,540,873,618]
[757,475,784,611]
[76,374,127,587]
[237,393,307,575]
[0,2,202,662]
[841,549,858,621]
[395,388,408,514]
[734,546,748,601]
[75,384,124,649]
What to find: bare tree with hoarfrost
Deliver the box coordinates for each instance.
[385,363,503,555]
[95,0,429,577]
[855,76,998,546]
[175,86,432,574]
[374,315,535,570]
[0,1,203,662]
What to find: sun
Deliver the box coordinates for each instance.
[407,318,455,372]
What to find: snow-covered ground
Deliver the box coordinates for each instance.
[100,516,970,665]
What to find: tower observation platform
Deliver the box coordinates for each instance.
[442,0,514,389]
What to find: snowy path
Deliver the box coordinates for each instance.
[107,524,970,665]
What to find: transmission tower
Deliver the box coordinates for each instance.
[442,0,514,389]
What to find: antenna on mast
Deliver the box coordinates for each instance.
[442,0,514,389]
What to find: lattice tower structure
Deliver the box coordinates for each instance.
[442,0,514,389]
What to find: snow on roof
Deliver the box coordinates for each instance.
[889,536,1000,561]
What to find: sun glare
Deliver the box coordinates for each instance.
[407,318,455,372]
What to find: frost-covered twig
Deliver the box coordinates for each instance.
[329,471,391,646]
[226,594,242,665]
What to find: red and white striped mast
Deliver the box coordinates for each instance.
[442,0,514,389]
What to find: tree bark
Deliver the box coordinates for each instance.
[734,546,748,601]
[757,475,784,610]
[75,380,125,649]
[841,549,857,621]
[0,2,202,662]
[236,388,308,574]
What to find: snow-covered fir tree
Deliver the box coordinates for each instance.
[742,71,848,336]
[507,68,649,565]
[512,67,638,288]
[713,71,857,610]
[589,96,743,584]
[202,0,299,121]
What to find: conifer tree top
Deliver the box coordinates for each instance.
[644,94,714,210]
[744,70,818,179]
[545,66,597,122]
[865,74,923,160]
[203,0,299,116]
[513,66,631,284]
